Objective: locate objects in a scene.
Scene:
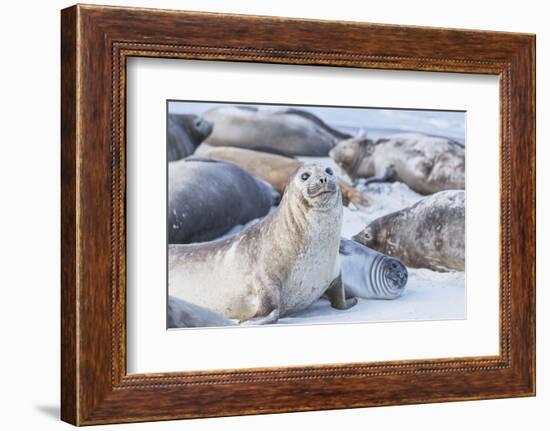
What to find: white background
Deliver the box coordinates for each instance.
[0,0,546,430]
[127,59,499,373]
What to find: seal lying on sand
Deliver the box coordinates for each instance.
[329,133,465,194]
[167,114,213,161]
[340,238,408,299]
[352,190,465,272]
[168,296,236,328]
[200,146,369,209]
[169,163,357,325]
[203,106,351,156]
[169,157,277,244]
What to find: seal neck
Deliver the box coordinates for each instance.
[346,141,369,181]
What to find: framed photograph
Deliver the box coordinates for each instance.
[61,4,536,425]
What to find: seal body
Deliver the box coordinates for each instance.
[339,238,408,299]
[168,296,236,328]
[168,157,276,244]
[167,114,213,161]
[329,133,465,194]
[203,106,350,156]
[169,163,356,324]
[352,190,465,272]
[199,146,369,208]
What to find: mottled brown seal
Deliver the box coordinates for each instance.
[199,146,369,209]
[329,133,465,194]
[169,163,357,325]
[352,190,465,272]
[204,106,351,156]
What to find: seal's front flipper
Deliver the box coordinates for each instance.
[326,274,357,310]
[239,309,280,326]
[363,166,396,186]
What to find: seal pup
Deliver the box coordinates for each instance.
[167,114,213,161]
[169,157,277,244]
[200,146,370,209]
[203,106,351,156]
[340,238,408,299]
[329,133,465,194]
[168,296,237,328]
[352,190,465,272]
[169,163,357,325]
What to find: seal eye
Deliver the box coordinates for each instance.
[301,172,310,181]
[325,167,333,175]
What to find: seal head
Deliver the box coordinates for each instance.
[290,164,340,211]
[329,137,375,181]
[340,238,408,300]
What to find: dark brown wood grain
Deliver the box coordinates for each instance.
[61,4,536,425]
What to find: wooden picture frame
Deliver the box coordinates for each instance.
[61,4,535,425]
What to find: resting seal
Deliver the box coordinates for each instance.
[203,106,351,156]
[169,163,357,325]
[167,114,213,161]
[200,146,369,209]
[340,238,408,299]
[329,132,465,194]
[168,296,236,328]
[352,190,465,272]
[169,157,277,244]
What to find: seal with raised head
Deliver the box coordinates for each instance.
[203,106,351,156]
[167,114,213,161]
[169,163,357,325]
[169,157,278,244]
[329,133,465,194]
[352,190,465,272]
[340,238,408,299]
[199,146,370,209]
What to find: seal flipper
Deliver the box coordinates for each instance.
[339,179,370,210]
[325,274,357,310]
[239,309,280,326]
[363,166,397,186]
[239,278,281,325]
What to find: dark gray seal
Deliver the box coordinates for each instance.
[340,238,408,299]
[169,157,277,244]
[352,190,465,272]
[169,163,357,325]
[167,114,213,161]
[203,106,351,156]
[329,133,465,194]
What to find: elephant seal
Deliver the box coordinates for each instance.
[167,114,213,161]
[169,157,277,244]
[340,238,408,299]
[203,106,351,156]
[352,190,465,272]
[329,133,465,194]
[200,146,370,209]
[168,296,236,328]
[169,163,357,325]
